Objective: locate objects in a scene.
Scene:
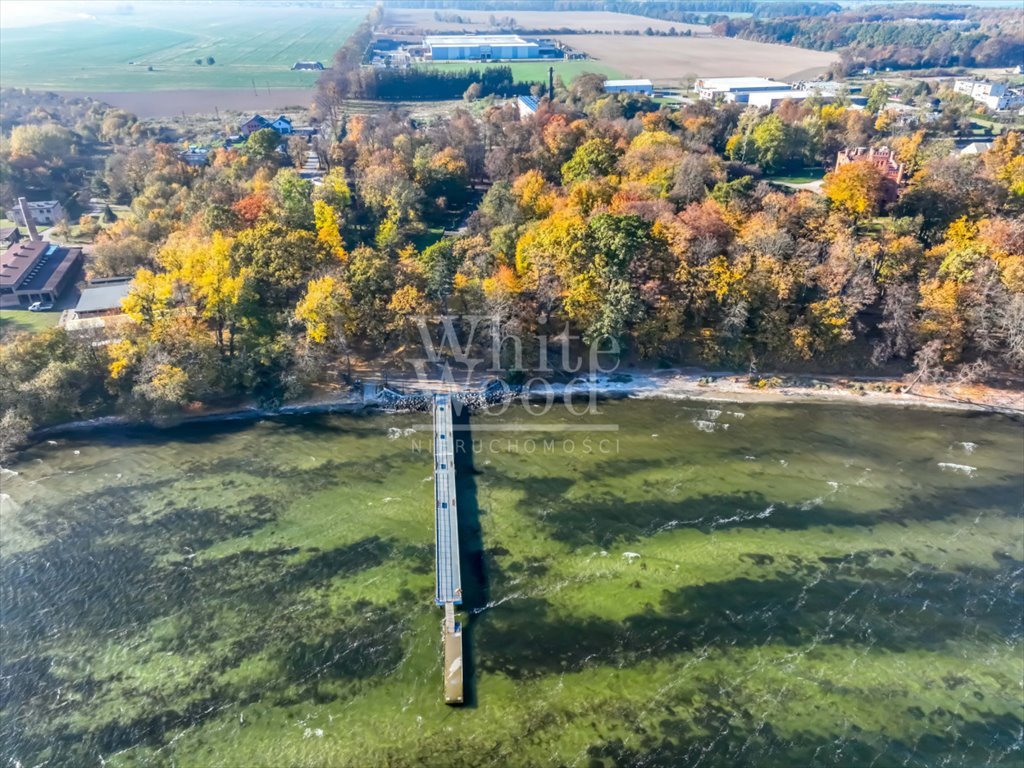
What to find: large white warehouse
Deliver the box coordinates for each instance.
[425,34,540,61]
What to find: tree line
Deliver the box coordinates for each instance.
[0,77,1021,456]
[385,0,839,19]
[714,6,1024,70]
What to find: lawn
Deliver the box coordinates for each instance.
[418,60,625,84]
[0,2,366,91]
[0,308,61,337]
[766,168,826,184]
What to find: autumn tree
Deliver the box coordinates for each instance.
[561,138,618,185]
[295,276,348,344]
[244,128,282,163]
[823,159,886,219]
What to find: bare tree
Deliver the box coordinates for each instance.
[906,339,945,392]
[871,283,916,366]
[1000,293,1024,371]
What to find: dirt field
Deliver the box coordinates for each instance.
[555,34,838,82]
[381,9,706,34]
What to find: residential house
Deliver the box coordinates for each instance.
[835,146,906,204]
[6,199,65,227]
[953,79,1022,110]
[239,114,272,137]
[270,115,293,134]
[239,114,293,137]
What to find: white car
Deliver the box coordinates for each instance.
[28,301,54,312]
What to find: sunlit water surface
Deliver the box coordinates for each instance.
[1,398,1022,767]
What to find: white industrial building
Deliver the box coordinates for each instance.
[953,79,1022,111]
[604,79,654,95]
[425,34,540,61]
[696,77,792,102]
[746,89,820,108]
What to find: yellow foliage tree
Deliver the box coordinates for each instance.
[295,276,346,344]
[512,170,556,218]
[122,268,174,325]
[822,159,886,219]
[314,200,347,260]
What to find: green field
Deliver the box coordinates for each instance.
[766,168,826,184]
[0,3,365,91]
[419,59,625,84]
[0,309,60,337]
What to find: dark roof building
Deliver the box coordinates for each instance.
[73,277,133,317]
[0,239,83,306]
[240,114,293,137]
[239,114,272,137]
[0,226,20,247]
[0,198,83,305]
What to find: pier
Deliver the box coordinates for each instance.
[433,394,464,705]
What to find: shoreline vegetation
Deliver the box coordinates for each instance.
[3,11,1023,465]
[28,368,1023,441]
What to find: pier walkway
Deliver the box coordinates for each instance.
[433,394,464,704]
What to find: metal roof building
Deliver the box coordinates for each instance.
[604,79,654,94]
[697,77,792,101]
[74,278,133,317]
[425,34,540,61]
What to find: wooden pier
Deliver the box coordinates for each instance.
[433,394,464,705]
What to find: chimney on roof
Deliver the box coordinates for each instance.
[18,197,40,242]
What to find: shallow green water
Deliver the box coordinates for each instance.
[1,398,1022,767]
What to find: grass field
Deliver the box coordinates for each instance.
[766,168,826,184]
[0,2,365,91]
[0,308,60,337]
[419,60,625,84]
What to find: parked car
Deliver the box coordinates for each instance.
[28,301,54,312]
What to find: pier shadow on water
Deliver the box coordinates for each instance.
[452,404,489,708]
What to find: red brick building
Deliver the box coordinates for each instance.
[835,146,906,203]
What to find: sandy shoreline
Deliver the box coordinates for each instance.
[30,370,1022,440]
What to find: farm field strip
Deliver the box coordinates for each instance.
[0,4,365,91]
[382,9,707,34]
[553,34,839,81]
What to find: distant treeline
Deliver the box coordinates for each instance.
[382,0,840,19]
[714,7,1024,69]
[367,66,530,100]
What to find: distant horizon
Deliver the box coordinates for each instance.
[2,0,1021,29]
[0,0,373,29]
